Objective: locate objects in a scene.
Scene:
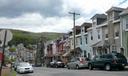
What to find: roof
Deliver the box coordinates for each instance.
[91,14,107,19]
[72,26,81,30]
[106,7,124,13]
[81,22,92,27]
[120,8,128,16]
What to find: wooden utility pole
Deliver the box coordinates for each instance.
[69,12,80,57]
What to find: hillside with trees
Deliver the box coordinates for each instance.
[8,30,64,47]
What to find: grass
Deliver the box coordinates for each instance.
[11,70,16,76]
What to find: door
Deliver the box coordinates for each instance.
[93,56,102,67]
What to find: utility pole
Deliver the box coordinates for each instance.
[69,12,80,58]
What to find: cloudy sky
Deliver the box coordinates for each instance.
[0,0,128,33]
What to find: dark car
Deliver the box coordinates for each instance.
[50,60,57,68]
[50,60,65,68]
[88,53,127,71]
[56,60,65,68]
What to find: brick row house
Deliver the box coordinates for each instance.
[44,6,128,65]
[44,35,70,66]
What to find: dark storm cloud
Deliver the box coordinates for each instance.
[0,0,63,18]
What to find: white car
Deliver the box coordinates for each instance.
[16,62,34,73]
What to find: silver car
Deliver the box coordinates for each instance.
[16,62,34,73]
[66,57,89,69]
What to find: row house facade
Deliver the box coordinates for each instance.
[88,14,107,57]
[43,6,128,64]
[66,24,91,59]
[86,7,124,58]
[65,6,128,60]
[120,7,128,59]
[44,35,70,66]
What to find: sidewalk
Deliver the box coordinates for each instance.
[1,67,11,76]
[1,67,16,76]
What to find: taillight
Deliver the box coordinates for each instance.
[112,60,117,64]
[80,60,83,64]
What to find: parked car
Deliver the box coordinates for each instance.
[88,53,127,71]
[50,60,57,68]
[13,62,19,71]
[16,62,34,73]
[56,60,65,68]
[66,57,89,69]
[50,60,65,68]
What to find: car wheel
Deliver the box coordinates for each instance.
[76,65,79,69]
[56,65,58,68]
[105,64,111,71]
[88,64,93,70]
[67,65,70,69]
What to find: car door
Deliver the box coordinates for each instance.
[98,55,106,67]
[93,55,101,67]
[68,59,75,68]
[71,59,77,68]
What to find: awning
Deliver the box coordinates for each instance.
[62,47,82,57]
[92,41,110,48]
[62,51,71,57]
[92,41,103,47]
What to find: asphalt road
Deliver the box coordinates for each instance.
[17,67,128,76]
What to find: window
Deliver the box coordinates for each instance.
[90,32,93,40]
[115,31,119,37]
[98,34,100,39]
[105,34,108,38]
[91,36,93,40]
[80,37,82,45]
[97,29,100,39]
[126,24,128,29]
[86,37,88,44]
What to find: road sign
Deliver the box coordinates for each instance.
[0,30,13,46]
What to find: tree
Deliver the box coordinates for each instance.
[9,47,16,52]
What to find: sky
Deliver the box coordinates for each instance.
[0,0,128,33]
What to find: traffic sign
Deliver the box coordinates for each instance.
[0,30,13,46]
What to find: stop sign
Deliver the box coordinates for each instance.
[0,30,13,46]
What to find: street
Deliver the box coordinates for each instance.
[17,67,128,76]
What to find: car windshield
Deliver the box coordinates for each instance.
[19,63,30,67]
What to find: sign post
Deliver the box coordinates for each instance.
[0,30,13,76]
